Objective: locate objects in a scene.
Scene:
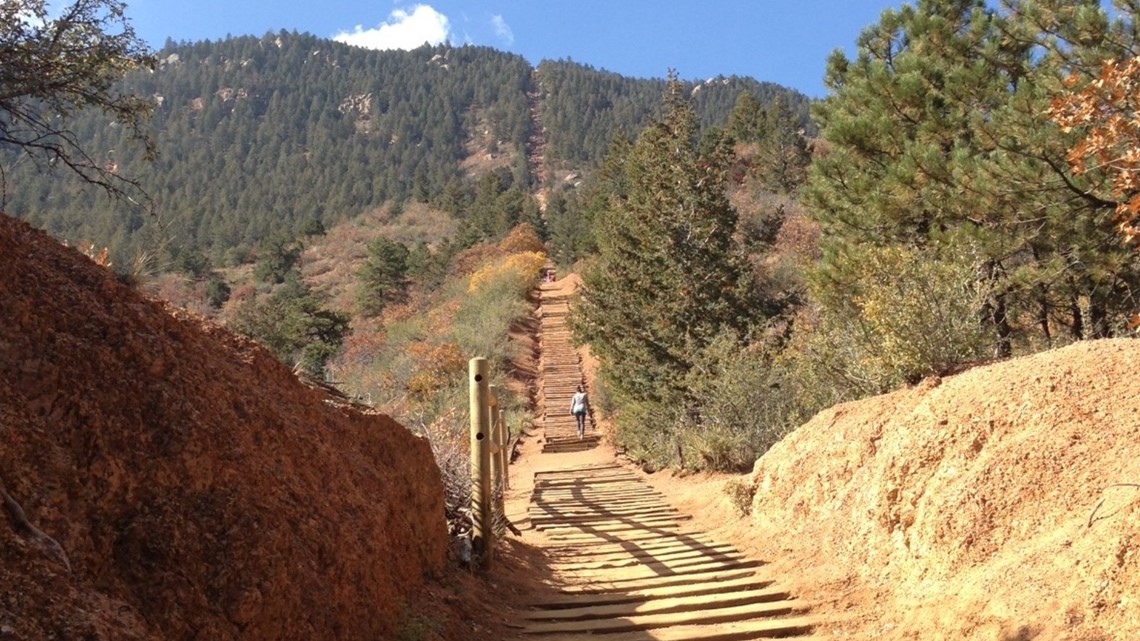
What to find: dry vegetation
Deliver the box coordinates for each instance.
[328,224,546,544]
[303,202,458,312]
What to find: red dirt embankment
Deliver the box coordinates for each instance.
[748,339,1140,640]
[0,215,447,641]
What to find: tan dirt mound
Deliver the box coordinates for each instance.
[0,215,447,641]
[748,339,1140,640]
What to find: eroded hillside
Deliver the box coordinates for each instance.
[0,215,447,640]
[746,339,1140,640]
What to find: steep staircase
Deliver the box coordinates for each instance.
[539,282,599,453]
[518,279,820,640]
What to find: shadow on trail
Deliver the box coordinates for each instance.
[530,473,764,582]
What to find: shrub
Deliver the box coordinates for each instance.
[298,218,326,237]
[498,223,546,254]
[231,273,349,378]
[806,242,992,392]
[678,333,795,472]
[723,478,756,517]
[204,276,231,309]
[467,251,545,296]
[621,243,994,474]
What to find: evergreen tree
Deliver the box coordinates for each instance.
[253,231,302,284]
[357,236,411,316]
[545,190,580,266]
[204,276,231,309]
[725,93,766,143]
[232,272,349,377]
[755,96,810,193]
[805,0,1140,353]
[574,75,756,411]
[555,133,634,263]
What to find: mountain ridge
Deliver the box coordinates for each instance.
[2,32,811,268]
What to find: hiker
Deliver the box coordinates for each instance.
[570,384,589,439]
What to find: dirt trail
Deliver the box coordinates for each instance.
[500,277,820,640]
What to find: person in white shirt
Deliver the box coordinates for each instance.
[570,384,589,439]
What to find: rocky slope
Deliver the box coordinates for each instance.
[0,215,447,641]
[748,339,1140,640]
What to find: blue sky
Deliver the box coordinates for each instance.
[125,1,907,97]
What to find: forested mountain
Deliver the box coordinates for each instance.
[536,60,811,168]
[2,32,811,267]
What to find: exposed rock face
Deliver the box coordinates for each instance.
[0,215,446,640]
[749,339,1140,640]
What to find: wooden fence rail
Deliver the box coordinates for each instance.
[469,357,511,569]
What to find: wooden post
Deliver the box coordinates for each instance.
[469,357,493,566]
[488,385,503,501]
[498,407,509,490]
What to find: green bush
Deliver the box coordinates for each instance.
[805,242,992,392]
[604,398,684,470]
[204,276,231,309]
[231,273,349,378]
[618,243,994,474]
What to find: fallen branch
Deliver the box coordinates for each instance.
[1088,483,1140,528]
[0,480,71,573]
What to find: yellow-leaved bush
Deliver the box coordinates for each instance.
[467,251,546,295]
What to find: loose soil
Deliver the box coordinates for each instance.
[744,339,1140,640]
[0,215,446,641]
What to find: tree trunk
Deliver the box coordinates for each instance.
[1090,300,1110,338]
[978,259,1012,358]
[1032,247,1051,346]
[1037,284,1052,346]
[992,291,1012,358]
[1071,296,1084,340]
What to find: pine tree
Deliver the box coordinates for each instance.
[253,232,302,284]
[574,74,755,410]
[755,96,810,193]
[232,272,349,377]
[357,236,411,316]
[726,93,766,143]
[805,0,1140,353]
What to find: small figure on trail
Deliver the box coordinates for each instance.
[570,384,589,439]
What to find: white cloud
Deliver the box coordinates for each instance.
[490,15,513,45]
[334,5,451,51]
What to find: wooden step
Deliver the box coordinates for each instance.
[521,599,809,634]
[545,543,740,570]
[526,284,817,641]
[526,573,777,608]
[556,567,768,594]
[521,584,793,621]
[520,616,818,641]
